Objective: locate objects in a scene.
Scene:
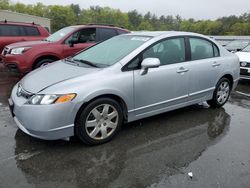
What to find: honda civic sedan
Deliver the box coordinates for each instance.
[9,31,240,145]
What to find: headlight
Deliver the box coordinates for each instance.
[10,47,31,55]
[241,62,247,67]
[27,94,76,105]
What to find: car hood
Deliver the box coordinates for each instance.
[20,60,99,93]
[235,52,250,62]
[6,40,49,49]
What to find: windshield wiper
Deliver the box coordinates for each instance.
[73,58,99,68]
[64,57,76,64]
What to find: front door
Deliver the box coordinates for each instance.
[133,37,189,117]
[63,28,96,58]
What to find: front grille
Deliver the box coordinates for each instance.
[17,84,34,99]
[240,68,250,76]
[240,62,250,68]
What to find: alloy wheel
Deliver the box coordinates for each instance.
[85,104,119,140]
[216,81,230,104]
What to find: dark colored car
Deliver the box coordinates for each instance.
[0,21,50,61]
[1,24,129,73]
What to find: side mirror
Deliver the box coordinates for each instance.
[69,38,78,47]
[140,58,160,75]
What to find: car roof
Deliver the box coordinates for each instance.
[68,24,128,31]
[127,31,206,38]
[0,21,41,27]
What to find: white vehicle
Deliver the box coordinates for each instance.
[236,45,250,80]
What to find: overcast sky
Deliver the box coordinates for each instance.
[16,0,250,20]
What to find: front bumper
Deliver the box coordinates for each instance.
[240,67,250,80]
[9,85,76,140]
[1,54,31,73]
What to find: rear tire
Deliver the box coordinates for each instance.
[75,98,123,145]
[207,77,231,108]
[34,58,55,69]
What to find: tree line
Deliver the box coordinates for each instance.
[1,0,250,35]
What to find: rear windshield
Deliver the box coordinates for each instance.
[72,35,151,67]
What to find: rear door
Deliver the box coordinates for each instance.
[185,37,222,101]
[63,28,96,58]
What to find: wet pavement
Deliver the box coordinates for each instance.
[0,67,250,188]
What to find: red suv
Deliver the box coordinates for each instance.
[1,24,129,73]
[0,21,49,61]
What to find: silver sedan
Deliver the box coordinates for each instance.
[9,31,240,145]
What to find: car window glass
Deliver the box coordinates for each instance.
[242,45,250,52]
[143,38,185,65]
[73,35,151,67]
[23,26,40,36]
[127,57,141,69]
[78,28,96,43]
[0,25,23,36]
[117,30,128,35]
[65,28,96,44]
[190,38,214,60]
[65,31,79,44]
[213,44,219,57]
[46,27,75,42]
[226,40,249,49]
[99,28,117,41]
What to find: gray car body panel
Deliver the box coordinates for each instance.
[10,31,240,140]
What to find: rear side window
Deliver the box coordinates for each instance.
[190,38,219,60]
[0,25,23,36]
[98,28,117,41]
[0,25,40,36]
[23,26,40,36]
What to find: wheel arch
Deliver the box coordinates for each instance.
[220,74,234,88]
[74,93,129,126]
[32,54,61,69]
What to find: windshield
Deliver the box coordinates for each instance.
[46,27,75,42]
[226,40,249,49]
[242,44,250,52]
[72,35,151,67]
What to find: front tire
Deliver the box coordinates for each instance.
[75,98,123,145]
[207,77,231,108]
[34,58,55,69]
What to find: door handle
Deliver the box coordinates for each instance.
[212,62,221,67]
[177,67,189,73]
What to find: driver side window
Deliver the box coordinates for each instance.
[143,37,186,65]
[65,28,96,44]
[124,37,186,71]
